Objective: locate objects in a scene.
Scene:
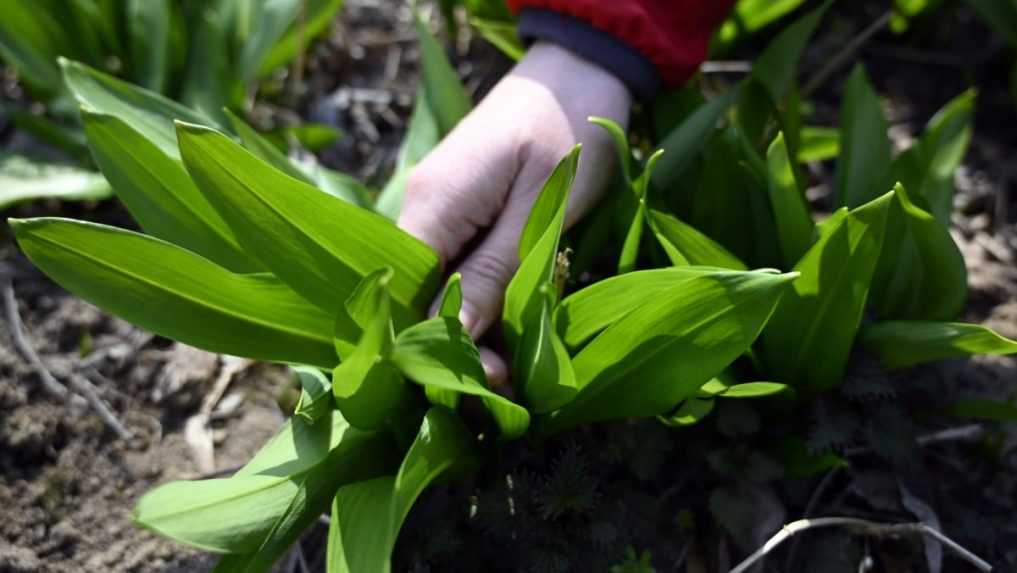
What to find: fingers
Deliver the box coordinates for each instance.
[397,116,518,266]
[479,347,509,393]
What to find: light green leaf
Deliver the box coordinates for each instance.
[0,154,111,210]
[797,126,840,162]
[259,0,345,76]
[589,116,632,184]
[470,17,524,60]
[893,89,975,224]
[438,273,463,319]
[135,409,395,560]
[414,13,471,137]
[862,321,1017,368]
[393,317,530,439]
[717,382,790,398]
[766,132,815,267]
[514,287,577,413]
[61,58,217,160]
[543,269,798,433]
[835,65,892,209]
[652,88,740,190]
[871,182,967,320]
[761,192,894,391]
[180,7,235,127]
[750,1,831,102]
[0,0,70,93]
[332,269,414,431]
[647,210,747,270]
[714,0,807,49]
[376,87,442,219]
[659,397,715,427]
[81,110,261,272]
[176,123,440,330]
[11,218,336,368]
[127,0,170,92]
[293,366,332,423]
[224,108,311,182]
[327,408,477,573]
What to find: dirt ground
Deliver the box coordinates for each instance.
[2,1,1017,572]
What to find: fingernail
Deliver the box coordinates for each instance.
[458,307,476,335]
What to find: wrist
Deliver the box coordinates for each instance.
[515,41,632,112]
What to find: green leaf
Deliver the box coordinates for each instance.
[616,149,663,274]
[503,146,581,342]
[127,0,170,92]
[589,116,633,184]
[180,8,235,127]
[259,0,345,76]
[761,192,894,391]
[393,317,530,439]
[135,409,395,560]
[543,269,798,433]
[61,58,218,160]
[81,109,262,272]
[470,17,524,60]
[327,408,477,573]
[555,267,725,348]
[797,126,840,162]
[375,87,442,219]
[647,210,747,270]
[11,218,336,368]
[652,88,741,190]
[437,273,463,319]
[713,0,807,49]
[835,65,892,209]
[871,182,967,320]
[514,287,577,413]
[717,382,790,398]
[332,269,415,431]
[224,108,311,182]
[176,123,440,330]
[293,366,333,424]
[964,0,1017,48]
[862,321,1017,368]
[893,89,975,224]
[766,132,815,267]
[235,0,301,84]
[0,0,70,93]
[414,13,471,137]
[949,397,1017,422]
[750,1,831,102]
[0,154,111,210]
[659,397,715,427]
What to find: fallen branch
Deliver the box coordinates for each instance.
[4,280,133,439]
[730,517,993,573]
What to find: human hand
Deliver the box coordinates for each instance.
[398,41,631,383]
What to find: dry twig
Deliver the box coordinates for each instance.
[730,517,993,573]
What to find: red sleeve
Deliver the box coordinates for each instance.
[507,0,735,88]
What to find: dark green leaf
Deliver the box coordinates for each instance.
[862,321,1017,368]
[835,65,892,209]
[750,1,831,102]
[766,132,815,267]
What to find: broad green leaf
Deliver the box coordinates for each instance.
[835,65,892,209]
[871,182,966,320]
[797,126,840,162]
[61,59,217,160]
[766,132,815,267]
[893,89,975,224]
[717,382,790,398]
[949,397,1017,422]
[761,192,894,391]
[0,154,111,209]
[862,321,1017,368]
[555,267,728,348]
[0,0,70,93]
[1,104,90,160]
[750,1,831,102]
[414,14,471,137]
[11,218,336,368]
[224,108,311,182]
[180,8,235,126]
[136,410,394,570]
[259,0,345,76]
[177,123,440,329]
[393,317,530,439]
[81,110,261,272]
[327,408,477,573]
[376,87,442,219]
[647,210,747,270]
[470,17,524,60]
[659,397,715,427]
[332,270,415,431]
[652,88,740,190]
[503,146,580,341]
[236,0,301,83]
[127,0,170,92]
[543,269,797,433]
[514,288,577,413]
[293,366,332,423]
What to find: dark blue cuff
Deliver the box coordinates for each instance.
[516,8,661,100]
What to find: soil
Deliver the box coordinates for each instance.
[1,1,1016,572]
